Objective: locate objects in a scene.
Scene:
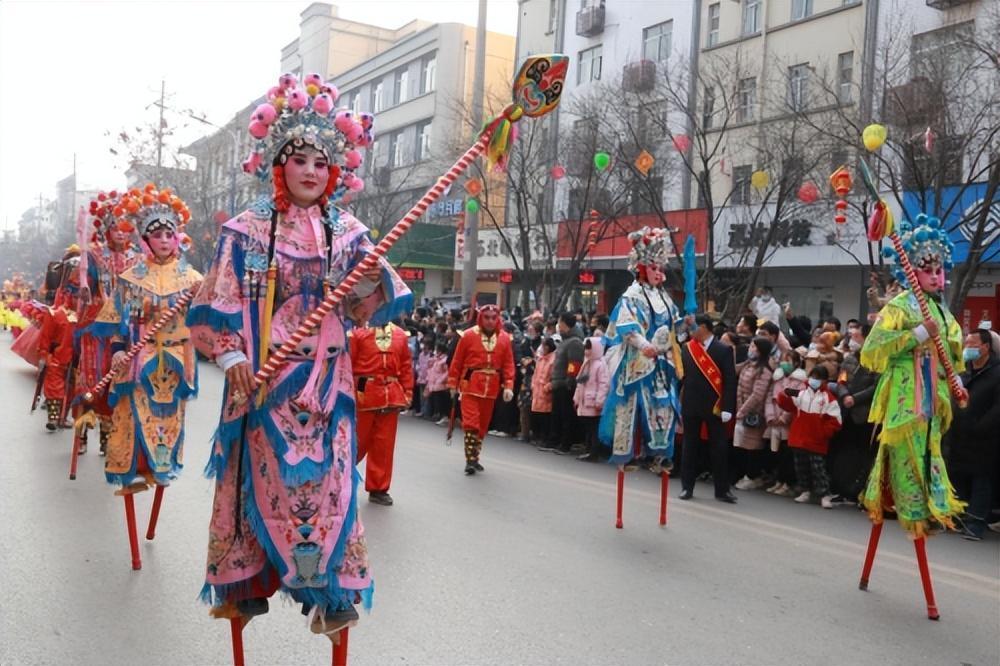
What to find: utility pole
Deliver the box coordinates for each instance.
[461,0,488,306]
[156,80,165,172]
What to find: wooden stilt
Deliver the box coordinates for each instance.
[659,471,669,526]
[332,627,349,666]
[858,521,883,590]
[229,617,245,666]
[69,432,82,480]
[146,485,165,540]
[615,468,624,529]
[914,537,940,620]
[123,494,141,570]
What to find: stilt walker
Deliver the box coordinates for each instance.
[37,246,83,432]
[599,228,688,528]
[189,57,567,664]
[447,305,516,475]
[100,185,201,570]
[71,190,140,469]
[350,321,414,505]
[859,213,966,619]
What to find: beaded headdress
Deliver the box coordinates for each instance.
[243,72,373,202]
[112,184,192,276]
[881,213,955,286]
[627,226,673,272]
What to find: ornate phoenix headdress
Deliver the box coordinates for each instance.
[881,213,955,286]
[627,226,673,272]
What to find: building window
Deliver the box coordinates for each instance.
[370,79,384,112]
[732,165,752,205]
[787,63,809,111]
[547,0,558,34]
[737,77,756,122]
[791,0,812,21]
[388,130,406,168]
[420,53,437,94]
[393,68,409,105]
[742,0,761,35]
[642,21,672,63]
[702,86,716,129]
[415,120,432,161]
[578,45,603,84]
[707,3,720,47]
[350,91,361,115]
[837,51,853,103]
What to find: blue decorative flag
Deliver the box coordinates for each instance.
[683,235,697,315]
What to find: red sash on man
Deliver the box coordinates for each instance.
[687,339,722,440]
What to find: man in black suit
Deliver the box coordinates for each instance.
[679,314,738,503]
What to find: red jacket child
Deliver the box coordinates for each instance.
[776,378,842,456]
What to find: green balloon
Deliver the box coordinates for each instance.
[594,151,611,170]
[465,198,480,214]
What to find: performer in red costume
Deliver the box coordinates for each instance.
[350,321,413,505]
[38,245,82,431]
[447,304,515,475]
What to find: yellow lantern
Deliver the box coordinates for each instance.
[862,123,887,152]
[750,170,770,190]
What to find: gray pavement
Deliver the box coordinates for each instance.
[0,340,997,666]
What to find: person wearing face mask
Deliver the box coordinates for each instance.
[749,286,782,325]
[188,74,411,637]
[859,213,965,538]
[765,351,808,496]
[945,329,1000,540]
[776,365,842,507]
[733,337,775,490]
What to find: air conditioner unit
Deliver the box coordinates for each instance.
[623,60,656,93]
[576,5,605,37]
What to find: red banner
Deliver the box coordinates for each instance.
[556,209,708,260]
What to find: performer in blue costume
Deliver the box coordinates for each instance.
[599,227,686,471]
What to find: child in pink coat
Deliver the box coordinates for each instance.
[416,337,434,417]
[765,350,807,496]
[426,340,451,424]
[530,338,556,446]
[574,336,610,461]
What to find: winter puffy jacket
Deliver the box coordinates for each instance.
[416,350,432,385]
[766,367,808,441]
[425,353,450,393]
[573,336,610,417]
[531,352,555,413]
[776,384,842,455]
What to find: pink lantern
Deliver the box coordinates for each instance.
[551,164,566,180]
[797,181,819,204]
[672,134,691,153]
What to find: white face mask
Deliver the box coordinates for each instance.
[848,339,861,352]
[760,295,772,303]
[808,378,823,390]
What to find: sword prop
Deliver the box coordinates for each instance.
[237,55,569,399]
[74,288,197,428]
[30,364,47,413]
[858,158,967,406]
[445,394,457,446]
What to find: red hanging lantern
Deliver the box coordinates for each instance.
[672,134,691,153]
[797,181,819,204]
[829,167,853,224]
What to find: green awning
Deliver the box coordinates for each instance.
[385,223,455,270]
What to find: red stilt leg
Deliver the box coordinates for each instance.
[69,432,82,480]
[229,617,245,666]
[858,521,883,590]
[123,494,141,570]
[659,471,669,526]
[146,485,165,540]
[914,537,940,620]
[615,468,624,529]
[332,627,349,666]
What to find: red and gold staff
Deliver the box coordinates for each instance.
[350,321,414,505]
[447,305,515,475]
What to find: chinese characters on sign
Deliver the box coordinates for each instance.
[578,270,596,285]
[396,267,425,281]
[728,218,814,249]
[427,197,464,220]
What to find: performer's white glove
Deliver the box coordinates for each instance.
[503,388,514,403]
[721,411,733,423]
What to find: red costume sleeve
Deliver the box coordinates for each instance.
[447,332,468,391]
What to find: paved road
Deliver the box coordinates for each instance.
[1,340,997,666]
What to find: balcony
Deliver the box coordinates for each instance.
[926,0,974,9]
[576,5,605,37]
[623,60,656,93]
[885,77,942,128]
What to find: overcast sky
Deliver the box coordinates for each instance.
[0,0,518,230]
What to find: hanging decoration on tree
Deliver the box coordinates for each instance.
[862,123,887,152]
[550,164,566,180]
[593,151,611,171]
[634,150,655,176]
[797,181,819,204]
[924,127,936,154]
[587,210,600,251]
[464,178,483,197]
[829,166,852,224]
[455,213,466,262]
[750,170,770,191]
[671,134,691,153]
